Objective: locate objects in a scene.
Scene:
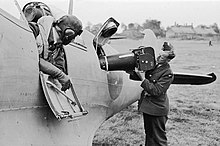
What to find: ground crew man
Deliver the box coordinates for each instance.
[137,42,175,146]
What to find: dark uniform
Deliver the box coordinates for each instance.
[138,62,174,146]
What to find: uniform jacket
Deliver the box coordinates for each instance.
[36,16,66,73]
[138,62,174,116]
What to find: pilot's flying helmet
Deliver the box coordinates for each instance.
[55,15,83,45]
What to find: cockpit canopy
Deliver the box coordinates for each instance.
[22,2,52,22]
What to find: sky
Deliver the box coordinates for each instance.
[0,0,220,29]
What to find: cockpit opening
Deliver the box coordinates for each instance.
[21,1,88,120]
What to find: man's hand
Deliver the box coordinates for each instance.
[135,68,145,81]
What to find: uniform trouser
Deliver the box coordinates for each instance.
[143,113,168,146]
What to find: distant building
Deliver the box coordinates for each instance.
[194,25,217,37]
[166,24,196,39]
[166,23,217,39]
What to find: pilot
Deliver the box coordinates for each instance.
[36,14,83,91]
[23,2,83,91]
[137,42,175,146]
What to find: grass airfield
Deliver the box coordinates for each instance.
[93,38,220,146]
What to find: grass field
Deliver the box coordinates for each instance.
[93,39,220,146]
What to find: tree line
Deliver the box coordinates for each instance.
[85,19,220,38]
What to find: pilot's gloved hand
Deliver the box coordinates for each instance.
[61,79,72,91]
[56,72,72,91]
[39,58,72,91]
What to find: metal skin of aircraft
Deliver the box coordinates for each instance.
[0,5,145,146]
[0,2,216,146]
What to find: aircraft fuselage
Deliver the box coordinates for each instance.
[0,8,142,146]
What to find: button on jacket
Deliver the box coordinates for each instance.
[138,63,174,116]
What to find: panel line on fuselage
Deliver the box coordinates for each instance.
[69,42,87,51]
[0,105,48,112]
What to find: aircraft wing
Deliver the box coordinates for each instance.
[172,72,216,85]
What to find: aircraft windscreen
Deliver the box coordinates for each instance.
[0,1,68,20]
[0,1,85,47]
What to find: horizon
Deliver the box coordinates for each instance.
[0,0,219,28]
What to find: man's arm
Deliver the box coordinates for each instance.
[140,71,174,97]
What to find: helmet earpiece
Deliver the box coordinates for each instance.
[61,28,76,45]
